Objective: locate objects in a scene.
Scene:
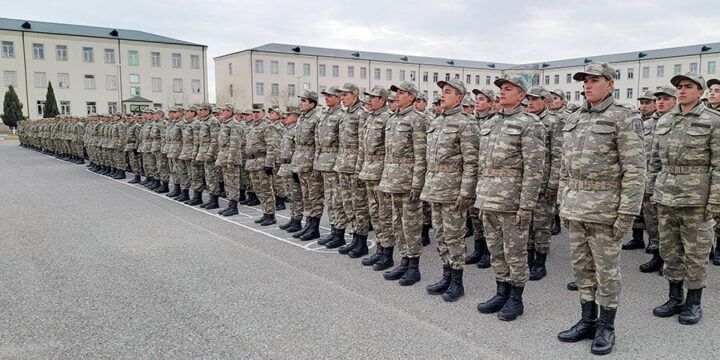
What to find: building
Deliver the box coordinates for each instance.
[214,42,720,108]
[0,17,208,120]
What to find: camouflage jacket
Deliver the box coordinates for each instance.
[358,105,390,182]
[474,106,546,212]
[138,122,153,153]
[420,105,479,203]
[166,120,184,159]
[178,119,195,161]
[314,106,342,172]
[335,101,367,174]
[190,118,203,160]
[642,112,661,194]
[123,122,140,152]
[245,118,279,171]
[196,115,219,162]
[379,105,427,194]
[648,103,720,208]
[559,96,646,225]
[215,118,232,166]
[536,108,563,195]
[278,122,297,177]
[150,120,167,154]
[292,107,321,174]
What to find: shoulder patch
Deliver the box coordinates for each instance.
[533,124,545,140]
[632,118,643,136]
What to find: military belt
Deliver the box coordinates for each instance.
[365,154,385,161]
[247,152,267,159]
[482,168,522,177]
[567,179,620,191]
[429,163,462,172]
[663,165,710,175]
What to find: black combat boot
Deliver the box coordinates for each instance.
[140,176,150,185]
[558,300,598,342]
[129,174,142,184]
[421,224,431,247]
[176,189,190,202]
[204,194,220,210]
[527,249,536,268]
[383,257,409,281]
[238,191,251,205]
[639,249,663,273]
[567,282,578,291]
[372,246,394,271]
[219,200,237,216]
[324,227,346,249]
[260,214,276,226]
[442,269,464,302]
[478,281,511,313]
[653,281,684,317]
[238,190,247,203]
[622,228,645,250]
[299,217,321,241]
[477,236,491,268]
[185,191,203,206]
[284,218,302,232]
[362,245,384,266]
[292,217,312,238]
[166,184,181,198]
[150,179,162,190]
[275,197,286,210]
[154,181,169,193]
[591,307,617,355]
[114,170,127,180]
[317,226,337,246]
[464,218,473,238]
[254,213,270,224]
[426,265,452,295]
[348,234,369,258]
[398,257,421,286]
[245,192,260,206]
[678,288,703,325]
[713,245,720,266]
[551,212,562,235]
[279,217,295,230]
[529,252,548,281]
[498,286,525,321]
[338,232,359,255]
[465,236,485,265]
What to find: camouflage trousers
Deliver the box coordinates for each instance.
[142,152,156,177]
[366,180,395,248]
[156,154,170,182]
[127,151,142,176]
[642,194,659,251]
[338,173,370,236]
[319,171,344,227]
[273,169,287,198]
[240,164,250,191]
[568,220,621,308]
[299,170,324,218]
[114,149,127,171]
[423,201,432,226]
[249,170,276,214]
[284,174,304,220]
[75,142,84,158]
[391,193,423,259]
[431,202,466,269]
[204,160,221,196]
[190,161,205,192]
[222,164,241,201]
[658,205,714,290]
[173,159,191,189]
[483,210,529,285]
[468,207,484,239]
[530,193,554,255]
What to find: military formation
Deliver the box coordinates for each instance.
[16,63,720,356]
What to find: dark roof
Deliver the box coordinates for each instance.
[123,96,153,103]
[0,17,204,47]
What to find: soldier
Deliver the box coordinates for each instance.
[639,87,676,273]
[432,95,442,116]
[236,109,253,205]
[195,103,221,209]
[176,106,199,202]
[125,114,143,183]
[151,109,170,193]
[112,114,128,180]
[387,92,398,114]
[268,107,287,211]
[557,63,645,355]
[185,105,206,206]
[215,104,243,216]
[421,77,479,299]
[246,104,279,226]
[164,106,185,198]
[277,106,304,232]
[475,75,545,320]
[379,81,427,286]
[358,86,396,269]
[708,78,720,266]
[549,88,570,236]
[648,72,720,326]
[461,95,475,114]
[292,91,323,240]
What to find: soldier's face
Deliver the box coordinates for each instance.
[433,103,442,113]
[395,90,415,108]
[414,99,427,112]
[183,111,195,120]
[388,99,398,111]
[550,95,565,110]
[498,83,525,109]
[285,114,299,124]
[655,95,676,113]
[708,84,720,105]
[198,109,210,118]
[475,94,492,113]
[676,80,703,107]
[324,94,340,107]
[462,106,474,114]
[583,76,613,105]
[526,96,547,114]
[368,96,385,111]
[269,111,280,120]
[298,98,313,112]
[340,92,357,107]
[440,85,462,110]
[638,99,656,116]
[220,109,232,120]
[252,111,264,120]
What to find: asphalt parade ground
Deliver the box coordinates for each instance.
[1,139,719,359]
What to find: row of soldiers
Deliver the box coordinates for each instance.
[17,64,720,356]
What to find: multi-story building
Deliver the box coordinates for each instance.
[1,17,208,119]
[215,42,720,108]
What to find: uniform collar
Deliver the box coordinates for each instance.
[582,94,615,113]
[302,107,318,118]
[372,105,388,116]
[443,105,463,116]
[346,101,362,113]
[534,108,549,120]
[475,110,492,119]
[498,105,523,117]
[398,105,415,116]
[674,102,705,117]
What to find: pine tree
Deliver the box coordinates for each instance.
[44,81,60,118]
[2,85,24,129]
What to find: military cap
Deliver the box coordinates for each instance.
[432,95,441,104]
[637,90,656,101]
[437,77,467,96]
[526,86,552,101]
[218,103,234,112]
[197,102,213,110]
[461,94,475,107]
[573,62,616,81]
[268,106,283,115]
[387,92,397,101]
[339,83,360,95]
[707,78,720,88]
[321,86,341,96]
[550,88,566,99]
[211,106,220,113]
[416,92,427,101]
[298,90,318,102]
[654,86,677,98]
[671,72,707,91]
[285,105,301,115]
[521,99,528,107]
[390,81,418,97]
[170,105,186,112]
[364,85,389,98]
[472,88,496,102]
[186,105,199,112]
[233,109,243,115]
[251,103,265,112]
[494,73,529,93]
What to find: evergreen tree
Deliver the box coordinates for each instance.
[43,81,60,118]
[2,85,24,129]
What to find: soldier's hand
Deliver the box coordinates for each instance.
[409,188,422,202]
[612,214,635,240]
[292,173,300,183]
[515,208,533,229]
[456,196,474,211]
[264,166,273,176]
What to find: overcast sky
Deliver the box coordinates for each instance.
[5,0,719,102]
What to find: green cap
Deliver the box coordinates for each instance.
[390,81,418,97]
[707,78,720,88]
[437,78,466,96]
[637,90,656,101]
[472,88,496,102]
[218,103,234,112]
[197,102,212,110]
[526,86,552,101]
[321,86,341,96]
[298,90,318,102]
[671,72,707,91]
[494,74,529,93]
[573,62,616,81]
[285,106,301,115]
[339,83,360,95]
[251,103,264,112]
[461,95,475,107]
[654,86,677,98]
[364,85,389,98]
[550,89,565,99]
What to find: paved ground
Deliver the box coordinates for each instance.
[1,139,719,359]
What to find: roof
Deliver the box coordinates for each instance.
[216,43,515,70]
[0,17,204,47]
[123,96,153,103]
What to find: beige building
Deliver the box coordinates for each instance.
[215,43,720,109]
[1,17,208,119]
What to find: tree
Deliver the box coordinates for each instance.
[2,85,24,129]
[43,81,59,118]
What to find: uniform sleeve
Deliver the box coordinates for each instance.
[616,113,646,215]
[519,122,546,210]
[264,124,279,168]
[411,114,427,190]
[646,128,662,195]
[459,120,480,198]
[547,119,563,191]
[207,120,220,158]
[356,119,367,175]
[708,121,720,205]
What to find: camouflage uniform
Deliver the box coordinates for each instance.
[314,103,345,229]
[271,120,287,200]
[245,114,279,215]
[124,119,142,176]
[278,120,303,220]
[177,114,195,191]
[293,105,324,218]
[216,116,243,201]
[139,119,156,179]
[153,115,170,184]
[197,114,221,196]
[189,116,205,193]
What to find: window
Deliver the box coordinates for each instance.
[613,89,620,99]
[423,72,428,82]
[82,47,94,63]
[433,72,438,82]
[709,61,717,74]
[303,63,311,76]
[566,73,572,83]
[454,73,460,79]
[191,79,201,94]
[574,91,581,101]
[641,87,649,92]
[129,74,140,84]
[256,82,264,95]
[374,68,381,80]
[642,66,649,78]
[626,88,633,99]
[565,91,571,100]
[190,55,200,69]
[271,61,279,74]
[228,62,233,75]
[288,62,296,75]
[3,71,17,87]
[60,101,70,115]
[303,83,310,91]
[34,72,47,88]
[84,75,95,89]
[332,65,339,77]
[106,75,117,90]
[271,83,279,96]
[32,43,44,59]
[432,90,438,99]
[544,75,550,85]
[410,71,416,81]
[673,64,681,75]
[56,45,68,61]
[130,86,140,96]
[386,69,392,81]
[173,78,183,93]
[108,102,117,114]
[360,67,367,79]
[86,102,96,115]
[288,84,296,96]
[554,74,560,84]
[128,50,138,66]
[172,53,182,68]
[475,75,480,85]
[1,41,14,57]
[445,73,450,81]
[465,74,471,84]
[57,73,69,89]
[657,65,664,78]
[152,78,162,92]
[614,70,621,80]
[400,70,406,81]
[348,66,354,78]
[319,64,326,77]
[37,101,45,116]
[104,49,115,64]
[690,62,698,73]
[627,68,634,79]
[151,52,160,66]
[229,84,233,97]
[486,76,491,85]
